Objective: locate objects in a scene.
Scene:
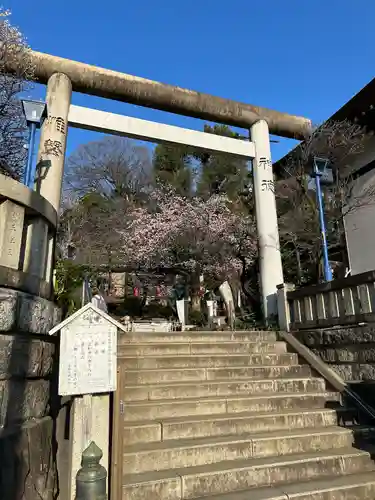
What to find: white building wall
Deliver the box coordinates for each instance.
[343,136,375,275]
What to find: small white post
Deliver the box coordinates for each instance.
[277,283,295,331]
[176,299,187,330]
[251,120,284,320]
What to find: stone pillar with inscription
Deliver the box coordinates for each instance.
[23,73,72,284]
[36,72,72,213]
[251,119,284,320]
[0,200,24,269]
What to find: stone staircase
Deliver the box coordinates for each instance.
[117,330,375,499]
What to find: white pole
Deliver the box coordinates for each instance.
[251,120,284,320]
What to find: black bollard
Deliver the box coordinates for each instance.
[75,441,107,500]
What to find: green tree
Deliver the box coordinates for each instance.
[152,143,193,196]
[196,125,250,201]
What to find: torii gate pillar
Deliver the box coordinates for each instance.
[251,120,284,320]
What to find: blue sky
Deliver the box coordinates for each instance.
[7,0,375,162]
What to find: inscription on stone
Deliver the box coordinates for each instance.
[43,139,63,157]
[261,179,275,192]
[58,308,117,396]
[0,200,24,269]
[259,156,272,170]
[46,116,66,134]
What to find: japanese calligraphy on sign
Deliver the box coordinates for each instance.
[259,157,272,170]
[261,179,275,192]
[57,307,117,396]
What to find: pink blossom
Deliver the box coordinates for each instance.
[116,188,257,281]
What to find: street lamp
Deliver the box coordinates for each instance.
[21,99,47,188]
[311,156,333,282]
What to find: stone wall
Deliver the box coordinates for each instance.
[294,324,375,408]
[0,287,61,500]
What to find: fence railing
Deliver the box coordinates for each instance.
[0,174,57,299]
[277,270,375,331]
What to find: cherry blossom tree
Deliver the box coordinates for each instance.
[118,187,257,309]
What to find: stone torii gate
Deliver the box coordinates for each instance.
[5,49,312,320]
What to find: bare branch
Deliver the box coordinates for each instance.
[0,9,34,179]
[277,119,371,283]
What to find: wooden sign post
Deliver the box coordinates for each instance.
[49,303,127,500]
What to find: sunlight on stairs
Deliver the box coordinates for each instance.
[117,330,375,499]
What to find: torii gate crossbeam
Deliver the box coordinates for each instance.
[5,48,312,140]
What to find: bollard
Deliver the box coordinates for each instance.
[75,441,107,500]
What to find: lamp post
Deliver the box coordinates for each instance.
[21,99,47,188]
[311,157,333,282]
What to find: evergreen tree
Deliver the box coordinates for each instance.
[153,143,193,196]
[196,125,250,201]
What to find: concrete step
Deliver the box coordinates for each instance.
[122,364,311,385]
[118,330,278,343]
[118,352,299,369]
[123,408,340,444]
[123,426,354,473]
[122,391,341,420]
[118,341,286,356]
[122,377,326,402]
[122,448,375,500]
[199,472,375,500]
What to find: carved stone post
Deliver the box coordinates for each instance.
[36,72,72,213]
[24,73,72,282]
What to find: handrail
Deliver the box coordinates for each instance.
[280,330,375,421]
[287,270,375,300]
[278,272,375,330]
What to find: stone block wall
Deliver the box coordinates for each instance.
[0,287,61,500]
[294,324,375,408]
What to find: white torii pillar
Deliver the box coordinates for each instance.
[251,120,284,320]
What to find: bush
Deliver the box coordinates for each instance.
[54,260,94,318]
[188,309,208,327]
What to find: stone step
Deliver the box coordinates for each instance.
[122,448,375,500]
[122,377,326,402]
[123,426,354,473]
[199,472,375,500]
[123,408,340,444]
[122,364,311,385]
[118,331,278,343]
[122,391,341,420]
[118,341,286,356]
[118,352,299,369]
